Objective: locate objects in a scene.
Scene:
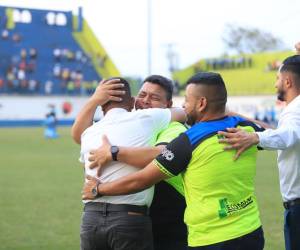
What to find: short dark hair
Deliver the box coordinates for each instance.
[280,55,300,78]
[186,72,227,112]
[143,75,173,100]
[280,55,300,88]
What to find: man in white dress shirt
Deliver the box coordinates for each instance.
[218,55,300,250]
[71,77,185,250]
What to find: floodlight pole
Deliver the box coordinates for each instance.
[147,0,152,75]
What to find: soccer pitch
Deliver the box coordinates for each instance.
[0,127,283,250]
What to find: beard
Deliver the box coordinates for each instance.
[277,89,285,101]
[186,114,197,126]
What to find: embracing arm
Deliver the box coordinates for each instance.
[116,146,164,168]
[98,162,167,195]
[170,107,187,124]
[226,110,273,129]
[82,162,168,199]
[88,135,164,175]
[71,79,125,144]
[83,133,191,199]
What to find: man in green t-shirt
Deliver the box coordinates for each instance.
[88,75,188,250]
[84,72,265,249]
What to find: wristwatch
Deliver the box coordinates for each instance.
[111,145,119,161]
[91,182,101,198]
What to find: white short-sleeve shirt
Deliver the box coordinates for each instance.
[80,108,171,206]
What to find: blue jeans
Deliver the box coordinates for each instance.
[188,227,264,250]
[284,203,300,250]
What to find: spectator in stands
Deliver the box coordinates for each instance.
[19,60,26,71]
[81,55,88,64]
[53,64,61,78]
[75,50,83,61]
[70,70,76,81]
[44,80,53,95]
[67,80,75,95]
[61,68,70,81]
[12,33,21,43]
[17,69,26,81]
[1,29,8,40]
[28,79,38,93]
[6,69,15,90]
[66,49,75,61]
[29,48,37,59]
[20,49,27,60]
[53,48,61,62]
[27,59,36,73]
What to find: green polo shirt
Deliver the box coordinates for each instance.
[154,119,262,247]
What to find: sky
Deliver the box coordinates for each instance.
[0,0,299,78]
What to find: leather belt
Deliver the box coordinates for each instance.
[283,198,300,209]
[84,202,148,215]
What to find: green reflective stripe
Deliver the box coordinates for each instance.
[165,175,185,196]
[154,159,175,178]
[155,121,187,195]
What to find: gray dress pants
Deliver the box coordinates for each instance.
[80,203,154,250]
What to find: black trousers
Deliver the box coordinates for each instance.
[188,227,264,250]
[150,181,187,250]
[80,202,154,250]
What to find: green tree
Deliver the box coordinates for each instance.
[222,24,285,54]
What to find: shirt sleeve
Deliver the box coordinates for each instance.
[257,114,300,150]
[154,133,192,177]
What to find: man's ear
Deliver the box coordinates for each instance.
[197,97,207,113]
[285,75,293,89]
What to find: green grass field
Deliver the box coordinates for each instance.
[0,127,284,250]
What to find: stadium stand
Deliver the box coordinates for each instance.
[173,51,294,95]
[0,6,120,95]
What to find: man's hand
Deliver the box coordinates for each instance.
[218,128,259,160]
[295,42,300,55]
[82,175,101,200]
[88,135,112,177]
[90,78,125,106]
